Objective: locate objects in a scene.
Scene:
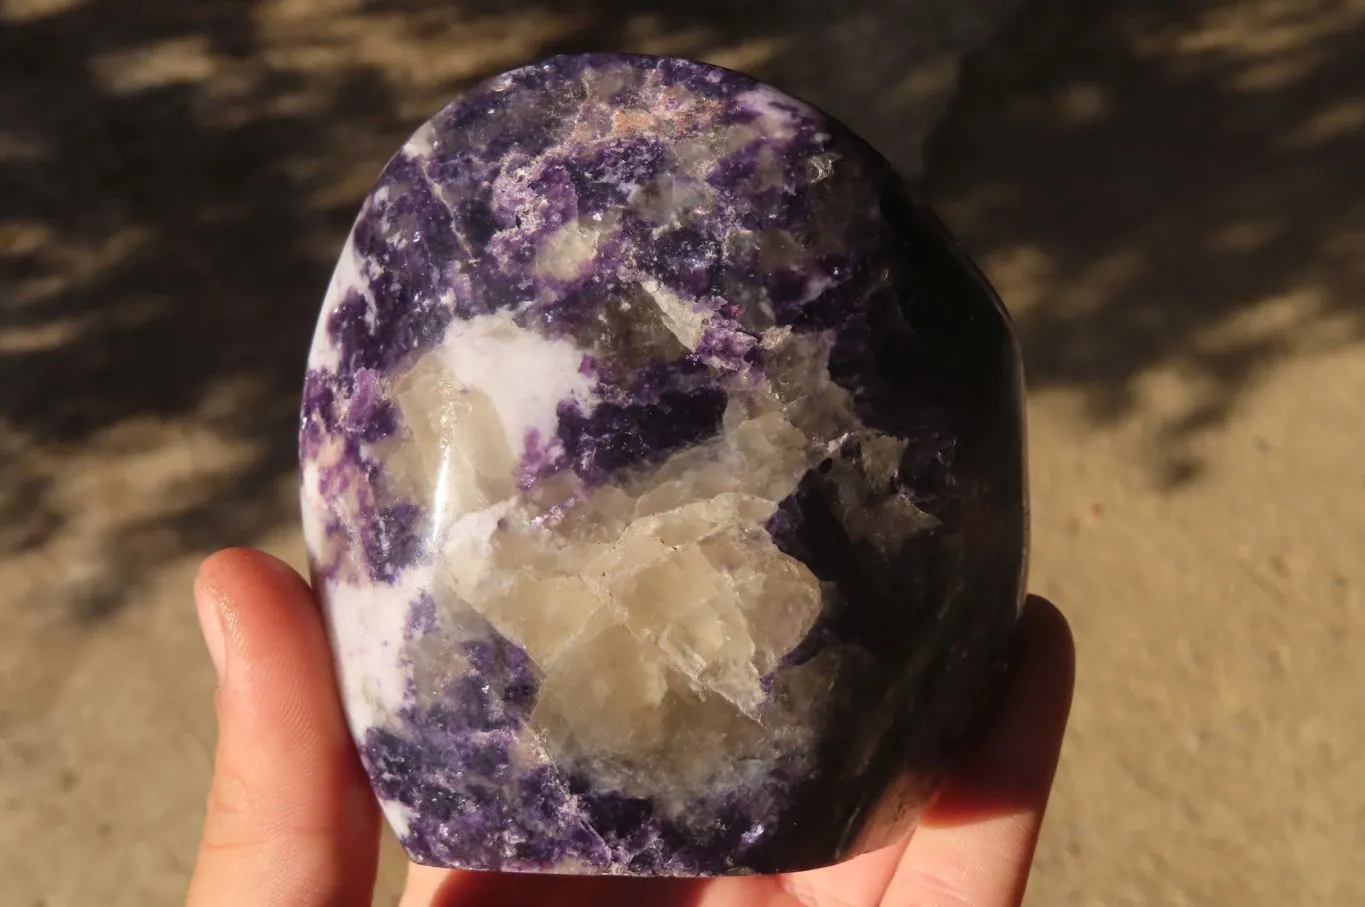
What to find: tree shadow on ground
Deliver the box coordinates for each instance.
[926,0,1365,486]
[0,0,1361,625]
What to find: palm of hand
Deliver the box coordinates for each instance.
[187,549,1073,907]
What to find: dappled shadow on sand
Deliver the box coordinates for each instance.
[926,0,1365,486]
[0,0,1017,624]
[1,0,1361,627]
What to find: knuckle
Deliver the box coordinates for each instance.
[200,764,271,854]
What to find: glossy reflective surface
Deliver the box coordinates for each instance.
[300,53,1027,876]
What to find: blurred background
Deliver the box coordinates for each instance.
[2,0,1362,903]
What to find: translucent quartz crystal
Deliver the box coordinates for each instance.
[299,53,1027,877]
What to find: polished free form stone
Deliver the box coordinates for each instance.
[299,53,1027,877]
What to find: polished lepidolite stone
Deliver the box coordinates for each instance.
[300,53,1027,877]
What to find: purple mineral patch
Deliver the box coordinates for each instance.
[556,386,728,486]
[361,628,795,874]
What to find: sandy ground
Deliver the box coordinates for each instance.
[2,0,1362,904]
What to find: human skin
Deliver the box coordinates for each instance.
[185,547,1074,907]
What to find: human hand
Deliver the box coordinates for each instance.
[185,547,1073,907]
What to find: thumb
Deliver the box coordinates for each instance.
[187,548,380,907]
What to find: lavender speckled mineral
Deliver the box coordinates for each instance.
[300,53,1027,877]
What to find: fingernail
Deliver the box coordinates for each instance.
[195,586,228,685]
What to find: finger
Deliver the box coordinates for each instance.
[880,594,1075,907]
[415,849,903,907]
[186,548,381,907]
[666,842,910,907]
[425,869,704,907]
[399,864,451,907]
[753,843,909,907]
